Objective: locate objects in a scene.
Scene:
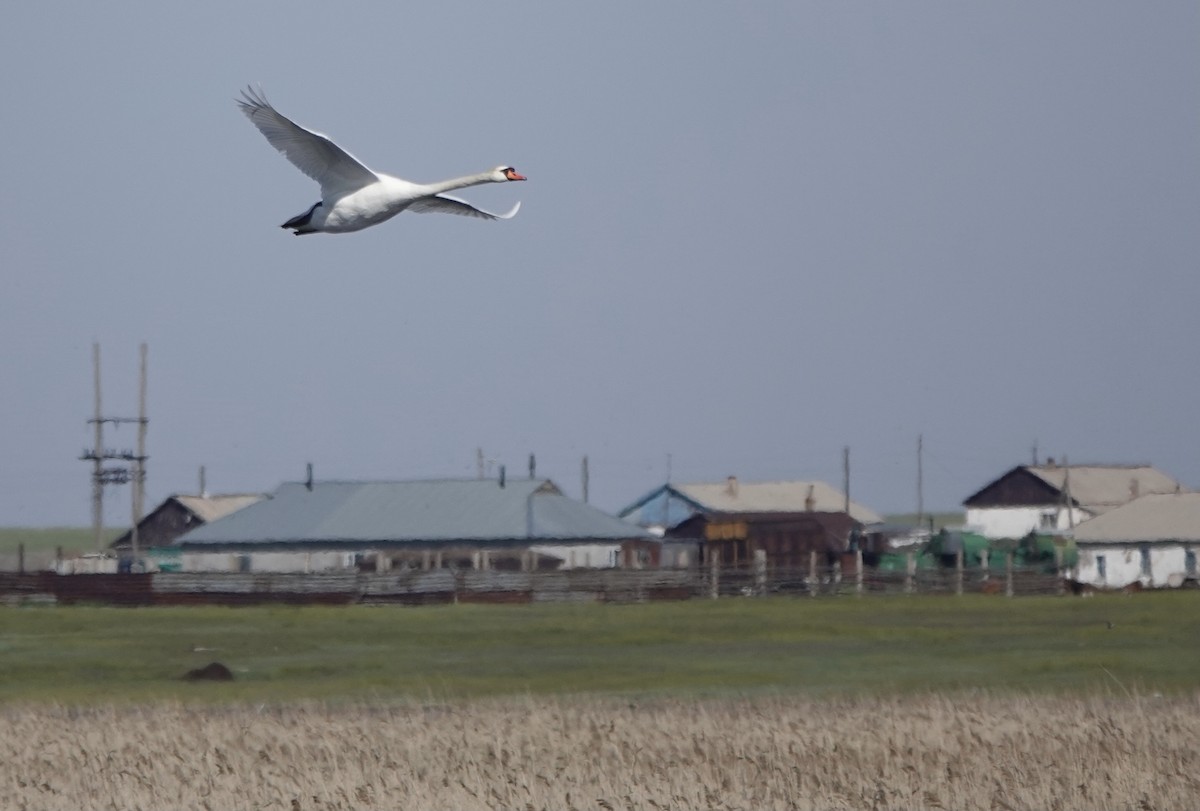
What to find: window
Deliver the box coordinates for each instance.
[1140,544,1152,578]
[1039,511,1058,529]
[1186,548,1197,577]
[1096,555,1107,583]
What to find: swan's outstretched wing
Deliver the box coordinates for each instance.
[407,195,521,220]
[237,86,379,198]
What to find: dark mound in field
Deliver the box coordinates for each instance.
[183,661,234,681]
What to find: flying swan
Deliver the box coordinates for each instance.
[237,86,526,235]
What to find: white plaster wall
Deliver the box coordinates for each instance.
[1074,544,1196,588]
[529,544,620,569]
[182,550,353,572]
[55,556,119,574]
[967,506,1089,539]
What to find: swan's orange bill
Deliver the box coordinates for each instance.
[505,169,527,181]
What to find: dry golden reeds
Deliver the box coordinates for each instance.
[2,692,1197,810]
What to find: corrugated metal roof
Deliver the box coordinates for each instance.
[673,480,883,525]
[174,494,267,523]
[1026,464,1185,513]
[1072,493,1200,543]
[176,479,651,545]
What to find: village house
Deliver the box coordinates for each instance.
[619,477,882,568]
[173,477,655,573]
[110,493,266,553]
[962,461,1185,539]
[1071,492,1200,590]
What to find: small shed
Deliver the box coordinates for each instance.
[670,510,861,569]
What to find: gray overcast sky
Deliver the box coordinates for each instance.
[2,2,1198,527]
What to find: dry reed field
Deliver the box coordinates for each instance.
[2,692,1197,811]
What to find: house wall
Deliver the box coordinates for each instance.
[528,544,620,569]
[966,506,1090,539]
[183,545,635,573]
[661,541,701,568]
[181,550,352,573]
[1074,543,1198,589]
[55,556,119,574]
[673,513,856,568]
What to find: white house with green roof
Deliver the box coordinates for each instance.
[174,477,655,573]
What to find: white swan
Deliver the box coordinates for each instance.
[237,87,526,235]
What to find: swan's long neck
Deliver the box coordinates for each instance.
[420,171,495,196]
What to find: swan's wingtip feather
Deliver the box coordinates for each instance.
[497,200,522,220]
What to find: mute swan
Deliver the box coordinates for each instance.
[237,87,526,235]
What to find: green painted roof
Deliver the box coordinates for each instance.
[176,479,651,546]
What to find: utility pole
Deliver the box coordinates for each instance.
[1063,453,1074,529]
[581,455,590,504]
[476,447,485,480]
[842,445,850,514]
[916,433,924,531]
[90,343,103,552]
[80,343,149,557]
[131,343,147,561]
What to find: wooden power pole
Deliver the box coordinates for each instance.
[80,343,149,559]
[916,433,924,531]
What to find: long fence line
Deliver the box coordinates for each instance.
[0,555,1071,607]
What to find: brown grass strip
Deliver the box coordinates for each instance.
[2,692,1197,810]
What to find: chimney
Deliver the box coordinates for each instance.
[199,465,208,498]
[305,462,313,492]
[1045,457,1056,468]
[529,453,536,479]
[805,484,816,512]
[499,465,506,488]
[726,475,739,498]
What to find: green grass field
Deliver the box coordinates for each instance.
[2,593,1197,705]
[0,526,118,558]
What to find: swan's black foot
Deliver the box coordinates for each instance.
[281,201,322,230]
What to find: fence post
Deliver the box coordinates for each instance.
[855,549,864,595]
[1005,551,1014,597]
[980,547,990,581]
[905,551,916,594]
[709,554,720,600]
[754,549,767,596]
[809,550,819,598]
[1054,544,1065,595]
[17,542,24,575]
[955,548,964,596]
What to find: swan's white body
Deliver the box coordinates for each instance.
[237,87,525,235]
